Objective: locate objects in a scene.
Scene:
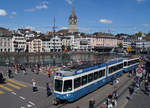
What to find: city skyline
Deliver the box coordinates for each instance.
[0,0,150,34]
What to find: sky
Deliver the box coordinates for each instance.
[0,0,150,34]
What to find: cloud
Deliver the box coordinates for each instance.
[60,26,68,29]
[36,4,48,9]
[99,19,112,24]
[0,9,7,16]
[25,1,48,12]
[136,0,145,2]
[11,11,16,15]
[9,16,14,19]
[24,9,35,12]
[65,0,73,5]
[41,1,48,5]
[142,24,149,27]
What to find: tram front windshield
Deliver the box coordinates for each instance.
[55,79,63,92]
[63,80,72,92]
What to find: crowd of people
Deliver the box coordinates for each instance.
[4,63,55,97]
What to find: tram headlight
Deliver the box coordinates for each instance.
[66,94,69,97]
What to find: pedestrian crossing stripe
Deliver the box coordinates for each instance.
[0,84,13,92]
[0,90,4,94]
[6,83,21,89]
[7,79,27,88]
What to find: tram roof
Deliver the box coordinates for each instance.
[56,58,124,77]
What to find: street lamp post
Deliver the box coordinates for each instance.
[53,17,56,66]
[103,37,104,62]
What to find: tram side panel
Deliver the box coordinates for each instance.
[106,59,124,83]
[70,67,107,102]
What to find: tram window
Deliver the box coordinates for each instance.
[109,68,112,74]
[102,70,105,76]
[99,69,105,77]
[118,64,123,70]
[55,79,63,92]
[63,80,72,92]
[109,66,117,74]
[88,73,93,83]
[94,72,98,80]
[124,62,127,66]
[114,66,118,71]
[74,77,81,89]
[99,70,102,78]
[82,75,87,85]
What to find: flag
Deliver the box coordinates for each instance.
[64,46,68,53]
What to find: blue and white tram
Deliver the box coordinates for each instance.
[53,58,124,102]
[106,58,124,82]
[123,57,139,72]
[54,63,107,102]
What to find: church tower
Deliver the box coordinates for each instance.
[68,7,78,33]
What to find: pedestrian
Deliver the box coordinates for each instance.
[132,79,136,92]
[14,64,18,74]
[145,80,148,93]
[114,78,119,90]
[111,77,114,85]
[32,79,38,92]
[129,70,132,77]
[8,68,12,78]
[143,67,146,80]
[48,68,51,78]
[31,65,35,72]
[113,90,118,100]
[46,83,51,97]
[89,98,95,108]
[0,72,5,83]
[128,86,134,100]
[22,66,27,75]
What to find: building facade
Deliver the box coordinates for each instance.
[42,36,62,52]
[27,38,42,53]
[12,35,26,52]
[0,36,13,52]
[92,36,119,48]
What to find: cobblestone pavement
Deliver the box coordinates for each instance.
[0,65,136,108]
[125,82,150,108]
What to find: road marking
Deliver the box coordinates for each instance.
[11,92,17,95]
[0,84,13,92]
[19,96,26,100]
[7,79,27,87]
[7,83,21,89]
[27,104,32,108]
[0,90,4,94]
[28,101,35,106]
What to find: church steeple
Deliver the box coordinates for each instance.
[68,6,78,33]
[71,6,75,17]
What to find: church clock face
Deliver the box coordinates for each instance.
[74,19,77,24]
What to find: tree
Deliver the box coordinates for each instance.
[135,32,142,37]
[117,43,123,48]
[68,45,71,52]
